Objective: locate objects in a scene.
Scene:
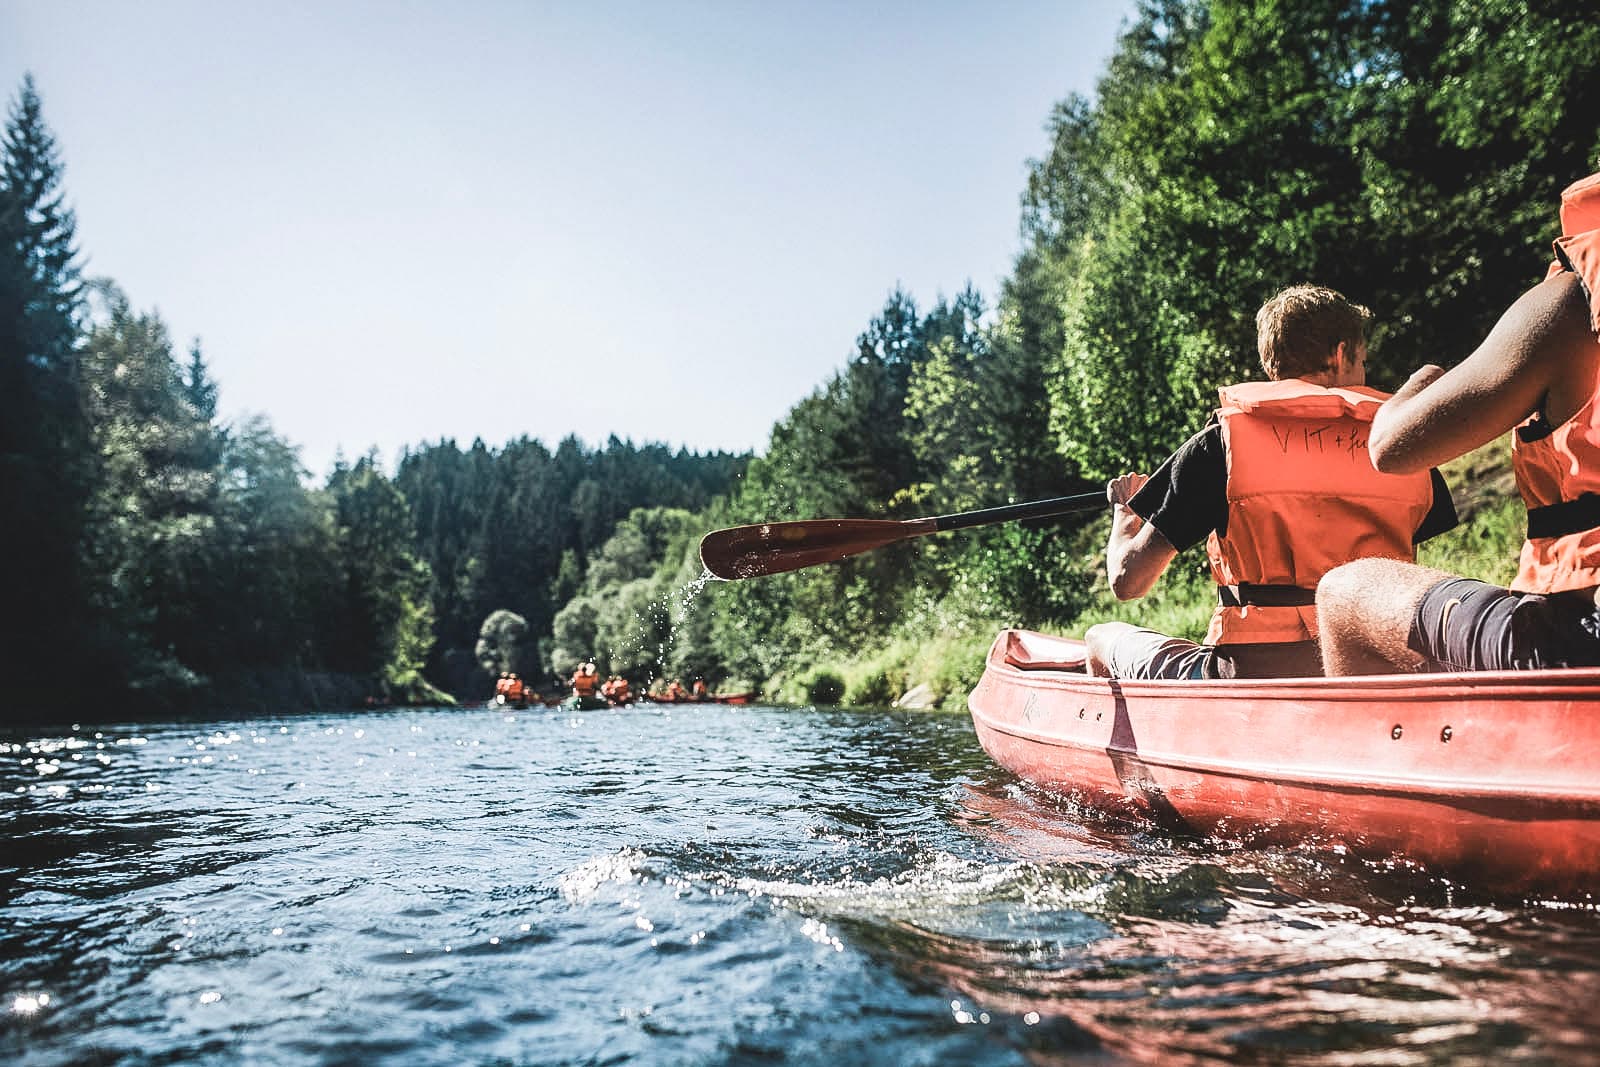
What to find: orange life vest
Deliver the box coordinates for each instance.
[1545,170,1600,336]
[1514,173,1600,593]
[572,670,598,697]
[1205,379,1435,645]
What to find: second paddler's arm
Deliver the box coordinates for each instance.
[1104,472,1178,600]
[1369,272,1594,473]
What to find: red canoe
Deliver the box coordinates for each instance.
[967,629,1600,896]
[638,691,759,706]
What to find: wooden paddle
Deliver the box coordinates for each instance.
[699,491,1109,580]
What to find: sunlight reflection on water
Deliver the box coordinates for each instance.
[2,704,1598,1065]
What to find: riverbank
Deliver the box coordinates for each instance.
[22,667,456,727]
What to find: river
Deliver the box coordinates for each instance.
[3,702,1598,1065]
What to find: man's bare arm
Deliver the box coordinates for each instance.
[1104,472,1178,600]
[1369,273,1595,473]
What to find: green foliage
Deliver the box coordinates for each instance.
[846,668,898,709]
[328,456,438,689]
[1417,495,1523,590]
[1417,442,1525,589]
[803,669,845,706]
[475,609,529,677]
[1030,0,1600,480]
[211,416,343,671]
[384,560,453,706]
[395,434,747,681]
[547,507,710,682]
[548,595,600,677]
[78,284,223,688]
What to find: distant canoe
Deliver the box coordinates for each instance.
[640,691,759,706]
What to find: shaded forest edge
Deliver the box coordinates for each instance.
[4,1,1598,724]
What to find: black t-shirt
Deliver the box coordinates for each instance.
[1128,417,1460,552]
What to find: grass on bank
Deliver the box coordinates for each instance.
[785,440,1525,712]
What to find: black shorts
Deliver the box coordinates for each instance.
[1408,577,1600,671]
[1103,628,1323,679]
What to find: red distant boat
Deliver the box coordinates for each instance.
[968,629,1600,896]
[640,690,759,706]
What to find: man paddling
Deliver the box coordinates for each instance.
[1317,168,1600,674]
[1086,285,1459,680]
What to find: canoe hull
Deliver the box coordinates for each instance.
[968,629,1600,895]
[638,691,758,705]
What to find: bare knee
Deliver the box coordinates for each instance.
[1316,559,1383,632]
[1084,622,1136,677]
[1318,558,1449,676]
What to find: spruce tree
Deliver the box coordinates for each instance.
[0,74,92,710]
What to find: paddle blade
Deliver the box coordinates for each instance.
[699,518,931,580]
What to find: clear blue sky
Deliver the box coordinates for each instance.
[3,1,1132,478]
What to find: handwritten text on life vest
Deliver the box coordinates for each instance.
[1269,423,1369,459]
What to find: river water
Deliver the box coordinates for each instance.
[3,702,1598,1065]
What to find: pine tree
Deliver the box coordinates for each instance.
[183,339,219,423]
[0,74,92,709]
[0,74,82,376]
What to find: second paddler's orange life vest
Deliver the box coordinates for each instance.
[572,668,599,697]
[1515,171,1600,593]
[1205,379,1434,646]
[1545,169,1600,333]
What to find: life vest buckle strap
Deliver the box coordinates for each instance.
[1526,493,1600,539]
[1218,583,1317,608]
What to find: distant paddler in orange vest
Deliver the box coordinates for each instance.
[571,662,600,699]
[505,673,526,704]
[1085,285,1459,680]
[604,676,632,705]
[690,678,708,701]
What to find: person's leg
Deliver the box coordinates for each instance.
[1085,622,1210,679]
[1084,622,1137,677]
[1316,558,1454,675]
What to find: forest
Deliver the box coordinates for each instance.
[4,0,1599,722]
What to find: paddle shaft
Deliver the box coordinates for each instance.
[699,490,1109,579]
[927,491,1107,533]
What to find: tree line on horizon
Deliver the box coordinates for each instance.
[0,71,745,718]
[4,0,1598,720]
